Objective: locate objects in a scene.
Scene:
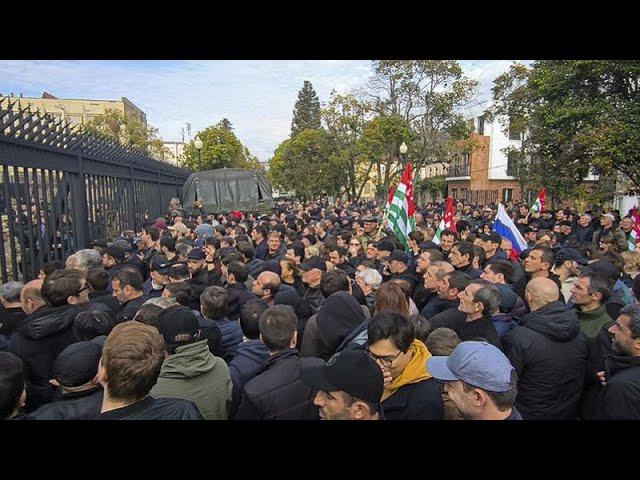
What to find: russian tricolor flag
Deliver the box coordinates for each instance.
[492,203,528,261]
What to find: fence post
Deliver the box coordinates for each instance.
[129,162,137,233]
[70,152,89,249]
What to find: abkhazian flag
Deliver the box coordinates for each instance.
[433,196,456,246]
[630,207,640,252]
[529,187,546,215]
[386,163,416,249]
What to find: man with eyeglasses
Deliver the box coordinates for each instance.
[10,270,91,411]
[367,311,444,420]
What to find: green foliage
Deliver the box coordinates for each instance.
[489,60,640,200]
[84,108,169,159]
[291,81,321,137]
[182,119,259,172]
[417,175,446,201]
[269,128,341,199]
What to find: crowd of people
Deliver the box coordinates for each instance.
[1,194,639,420]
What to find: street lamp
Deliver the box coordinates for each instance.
[399,141,408,168]
[194,136,203,171]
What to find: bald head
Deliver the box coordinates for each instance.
[253,271,281,301]
[525,277,559,311]
[21,279,45,315]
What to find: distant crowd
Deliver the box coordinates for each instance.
[1,195,639,420]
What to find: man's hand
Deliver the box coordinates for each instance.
[597,370,607,386]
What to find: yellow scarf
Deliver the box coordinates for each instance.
[381,339,432,402]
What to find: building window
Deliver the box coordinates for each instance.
[451,188,457,199]
[503,188,513,203]
[477,116,485,136]
[507,151,518,177]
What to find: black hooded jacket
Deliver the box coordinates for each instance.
[300,291,366,361]
[502,301,589,420]
[9,304,80,409]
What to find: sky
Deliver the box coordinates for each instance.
[0,60,527,162]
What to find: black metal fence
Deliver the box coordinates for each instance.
[0,97,190,282]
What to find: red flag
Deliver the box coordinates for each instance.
[632,206,640,236]
[404,163,415,218]
[538,188,546,213]
[387,185,395,206]
[444,196,457,233]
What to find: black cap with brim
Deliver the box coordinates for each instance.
[299,256,327,272]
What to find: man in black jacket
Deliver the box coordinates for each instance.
[423,269,469,321]
[26,340,104,420]
[97,321,203,420]
[86,268,122,316]
[112,269,148,323]
[328,245,356,279]
[502,277,589,419]
[449,242,482,279]
[598,304,640,419]
[0,281,26,338]
[235,305,317,420]
[451,279,502,349]
[224,261,258,321]
[10,271,91,410]
[300,256,326,314]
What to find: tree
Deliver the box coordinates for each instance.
[358,114,412,203]
[322,91,373,200]
[269,128,342,200]
[489,61,640,204]
[84,108,169,159]
[291,80,321,137]
[487,62,538,200]
[361,60,478,185]
[529,60,640,193]
[182,119,258,172]
[417,175,447,203]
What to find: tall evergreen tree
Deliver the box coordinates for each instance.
[291,80,321,137]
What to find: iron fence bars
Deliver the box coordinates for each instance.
[0,96,190,281]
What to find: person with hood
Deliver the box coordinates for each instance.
[26,340,104,420]
[150,306,232,420]
[502,278,589,419]
[300,290,365,361]
[598,304,640,419]
[10,271,90,410]
[228,300,271,415]
[367,311,444,420]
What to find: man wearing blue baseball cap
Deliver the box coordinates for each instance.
[428,341,522,420]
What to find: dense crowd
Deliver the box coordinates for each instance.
[1,195,639,420]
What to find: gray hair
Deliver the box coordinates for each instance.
[0,281,24,303]
[144,296,176,309]
[431,261,455,280]
[75,249,103,270]
[357,268,382,291]
[620,304,640,339]
[176,243,193,257]
[471,279,501,314]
